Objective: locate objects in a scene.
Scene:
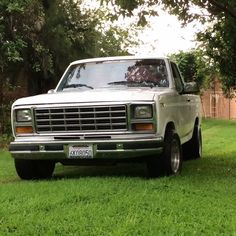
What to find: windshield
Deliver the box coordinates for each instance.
[57,59,169,91]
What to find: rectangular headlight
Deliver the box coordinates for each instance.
[16,109,32,122]
[134,105,153,119]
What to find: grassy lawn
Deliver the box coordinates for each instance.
[0,119,236,235]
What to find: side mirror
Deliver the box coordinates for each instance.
[183,82,199,94]
[47,89,55,94]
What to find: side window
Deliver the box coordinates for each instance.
[171,62,184,93]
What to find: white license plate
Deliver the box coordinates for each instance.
[68,145,93,159]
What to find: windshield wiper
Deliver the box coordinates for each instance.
[108,80,156,88]
[63,83,94,90]
[108,81,129,85]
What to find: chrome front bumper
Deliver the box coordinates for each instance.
[9,136,164,161]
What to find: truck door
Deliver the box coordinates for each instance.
[170,62,192,139]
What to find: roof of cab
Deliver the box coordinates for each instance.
[70,55,169,66]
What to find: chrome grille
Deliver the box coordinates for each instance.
[34,105,127,133]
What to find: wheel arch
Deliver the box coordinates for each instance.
[192,116,201,137]
[164,122,176,140]
[194,117,200,127]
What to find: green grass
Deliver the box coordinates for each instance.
[1,119,236,235]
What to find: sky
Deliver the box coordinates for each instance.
[81,1,205,56]
[132,10,203,56]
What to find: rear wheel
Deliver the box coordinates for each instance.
[183,124,202,160]
[15,159,55,180]
[147,129,183,177]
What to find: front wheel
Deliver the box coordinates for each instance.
[147,129,183,177]
[163,130,183,176]
[15,159,55,180]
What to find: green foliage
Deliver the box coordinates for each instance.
[106,0,236,23]
[0,77,16,137]
[0,0,132,90]
[101,0,158,26]
[171,51,200,85]
[104,0,236,92]
[1,119,236,234]
[0,0,138,136]
[197,17,236,94]
[0,134,13,149]
[1,38,26,63]
[165,0,236,94]
[170,50,215,89]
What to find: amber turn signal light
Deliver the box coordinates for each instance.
[16,126,33,134]
[133,123,154,131]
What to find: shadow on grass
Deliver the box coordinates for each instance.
[3,152,236,182]
[53,151,236,180]
[53,162,149,179]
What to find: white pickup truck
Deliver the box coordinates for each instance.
[9,56,202,179]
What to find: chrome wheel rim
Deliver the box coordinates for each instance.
[198,129,202,157]
[171,139,180,173]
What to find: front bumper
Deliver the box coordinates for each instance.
[9,137,164,161]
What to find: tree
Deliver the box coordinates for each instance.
[102,0,236,93]
[170,51,204,87]
[197,16,236,94]
[160,0,236,93]
[0,0,139,135]
[0,0,134,94]
[101,0,236,22]
[170,50,217,91]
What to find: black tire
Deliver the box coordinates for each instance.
[147,129,183,177]
[35,160,55,179]
[163,130,183,176]
[183,124,202,160]
[15,159,55,180]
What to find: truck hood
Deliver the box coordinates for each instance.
[13,88,169,107]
